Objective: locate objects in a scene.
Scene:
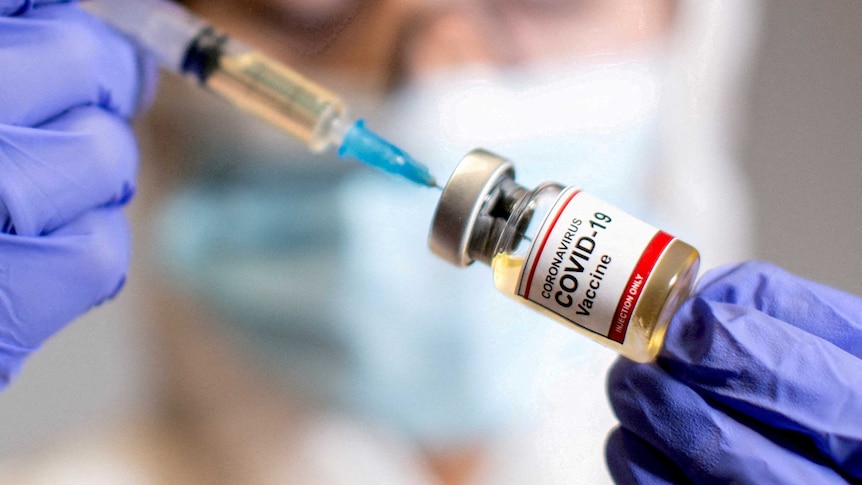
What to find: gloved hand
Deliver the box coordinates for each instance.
[0,0,155,389]
[606,261,862,484]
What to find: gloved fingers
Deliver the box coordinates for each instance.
[0,3,153,125]
[0,206,130,354]
[608,358,849,484]
[0,105,138,237]
[0,0,69,16]
[694,261,862,358]
[605,427,691,485]
[660,292,862,477]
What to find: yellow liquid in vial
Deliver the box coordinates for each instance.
[206,52,346,151]
[492,239,699,362]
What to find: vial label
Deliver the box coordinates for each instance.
[517,188,673,343]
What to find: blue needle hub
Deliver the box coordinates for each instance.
[338,120,437,187]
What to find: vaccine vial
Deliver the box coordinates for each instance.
[429,150,700,362]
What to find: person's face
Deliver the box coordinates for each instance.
[183,0,674,92]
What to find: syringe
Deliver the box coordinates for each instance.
[84,0,437,187]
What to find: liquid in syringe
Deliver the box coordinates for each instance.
[85,0,437,187]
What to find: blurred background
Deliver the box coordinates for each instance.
[1,0,860,479]
[741,1,862,297]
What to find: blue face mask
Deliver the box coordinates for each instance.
[159,154,535,450]
[159,55,663,450]
[383,56,663,215]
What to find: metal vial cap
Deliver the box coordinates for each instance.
[429,149,515,267]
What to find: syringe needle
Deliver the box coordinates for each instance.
[337,120,438,188]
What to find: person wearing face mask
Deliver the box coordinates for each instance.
[0,0,768,484]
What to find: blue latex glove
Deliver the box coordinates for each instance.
[606,261,862,484]
[0,0,154,389]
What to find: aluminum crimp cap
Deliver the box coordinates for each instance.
[429,149,514,267]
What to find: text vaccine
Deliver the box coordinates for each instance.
[429,150,700,362]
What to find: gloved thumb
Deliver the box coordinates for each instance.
[658,261,862,479]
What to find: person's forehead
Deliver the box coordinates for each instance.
[204,0,674,91]
[240,0,674,42]
[256,0,671,13]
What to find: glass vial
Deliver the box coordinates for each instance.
[429,150,700,362]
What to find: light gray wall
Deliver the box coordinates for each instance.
[741,0,862,295]
[0,291,150,457]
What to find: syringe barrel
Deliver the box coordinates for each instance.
[203,50,349,151]
[87,0,349,151]
[84,0,206,73]
[85,0,433,184]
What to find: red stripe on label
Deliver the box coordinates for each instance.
[522,189,581,299]
[608,231,674,344]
